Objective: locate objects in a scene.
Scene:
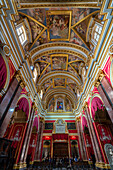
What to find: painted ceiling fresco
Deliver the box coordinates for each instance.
[15,7,102,111]
[18,7,100,50]
[48,96,72,112]
[35,54,84,83]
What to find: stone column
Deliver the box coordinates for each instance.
[76,117,87,161]
[19,103,36,165]
[0,71,25,137]
[83,104,103,163]
[34,117,44,161]
[23,105,37,163]
[95,70,113,123]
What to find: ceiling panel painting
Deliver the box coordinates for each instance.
[43,79,52,92]
[51,54,68,71]
[36,61,49,75]
[18,7,99,50]
[46,10,72,41]
[53,78,66,88]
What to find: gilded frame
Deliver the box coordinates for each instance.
[51,54,68,71]
[46,10,72,41]
[53,78,66,88]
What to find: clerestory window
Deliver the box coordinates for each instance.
[93,24,102,42]
[16,26,27,45]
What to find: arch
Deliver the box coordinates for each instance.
[30,43,88,62]
[43,88,77,109]
[0,49,10,97]
[15,94,31,119]
[81,114,88,131]
[38,71,82,89]
[89,94,104,120]
[33,115,39,131]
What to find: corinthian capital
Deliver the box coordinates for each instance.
[98,70,105,81]
[94,70,105,88]
[94,80,100,88]
[76,116,80,122]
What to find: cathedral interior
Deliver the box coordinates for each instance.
[0,0,113,169]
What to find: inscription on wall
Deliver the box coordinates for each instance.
[56,124,65,133]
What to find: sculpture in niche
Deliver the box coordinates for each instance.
[13,129,21,141]
[104,144,113,169]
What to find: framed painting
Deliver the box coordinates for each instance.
[51,54,68,70]
[46,10,72,41]
[53,78,66,88]
[56,98,64,111]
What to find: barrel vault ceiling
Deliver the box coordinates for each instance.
[15,1,101,114]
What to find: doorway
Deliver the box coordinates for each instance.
[53,142,68,158]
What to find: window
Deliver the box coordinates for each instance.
[16,26,27,45]
[33,67,37,82]
[93,24,102,42]
[40,90,43,99]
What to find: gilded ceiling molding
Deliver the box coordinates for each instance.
[37,71,82,89]
[30,43,88,59]
[33,50,87,63]
[100,0,113,21]
[19,1,99,9]
[20,0,98,2]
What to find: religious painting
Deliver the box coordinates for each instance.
[48,97,55,112]
[36,61,49,75]
[72,8,90,25]
[37,55,51,63]
[45,123,53,130]
[51,54,68,70]
[70,62,79,72]
[65,98,72,111]
[46,11,72,41]
[43,79,52,92]
[67,65,78,77]
[67,123,76,130]
[68,54,79,62]
[66,85,74,94]
[56,98,64,111]
[53,78,66,87]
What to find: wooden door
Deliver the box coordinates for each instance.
[53,142,68,158]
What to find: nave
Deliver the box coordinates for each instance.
[0,0,113,170]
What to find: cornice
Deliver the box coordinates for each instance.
[19,2,100,9]
[20,0,98,2]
